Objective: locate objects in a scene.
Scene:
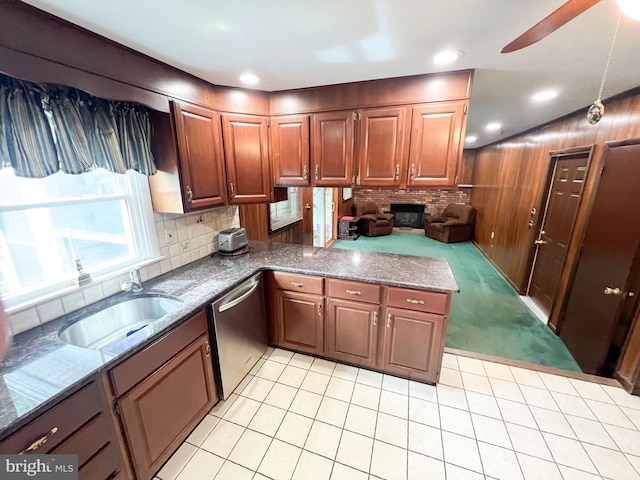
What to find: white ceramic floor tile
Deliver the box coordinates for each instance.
[538,372,580,396]
[497,398,537,428]
[356,369,383,388]
[310,358,337,376]
[374,412,408,448]
[344,404,378,438]
[472,413,512,449]
[256,360,288,382]
[300,371,331,395]
[622,406,640,430]
[250,358,267,376]
[234,374,254,395]
[442,431,483,474]
[439,367,464,388]
[275,411,313,448]
[516,452,563,480]
[478,441,524,480]
[242,377,276,402]
[437,385,468,410]
[457,356,486,376]
[332,364,359,382]
[583,443,640,480]
[269,348,295,365]
[370,440,407,480]
[335,430,374,473]
[442,353,459,370]
[325,377,355,403]
[585,399,636,429]
[316,396,350,428]
[351,383,381,410]
[565,415,617,449]
[505,422,553,461]
[461,371,493,395]
[258,439,302,480]
[157,442,198,480]
[378,389,408,419]
[626,453,640,476]
[186,414,221,447]
[223,396,262,426]
[603,423,640,456]
[510,367,546,389]
[289,353,315,370]
[602,385,640,410]
[550,391,597,420]
[408,420,444,460]
[483,361,516,382]
[262,347,274,359]
[568,379,614,404]
[466,391,502,420]
[305,421,343,459]
[519,385,559,411]
[382,374,409,395]
[175,448,224,480]
[557,465,603,479]
[408,451,445,480]
[529,406,576,438]
[214,460,254,480]
[409,396,440,428]
[248,403,287,436]
[289,390,323,418]
[201,420,245,458]
[264,383,298,410]
[440,405,475,438]
[408,380,438,402]
[489,377,525,403]
[292,450,334,480]
[228,428,272,470]
[445,463,485,480]
[542,432,598,474]
[278,365,309,388]
[330,463,368,480]
[210,394,239,418]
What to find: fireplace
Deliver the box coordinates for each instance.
[390,203,425,228]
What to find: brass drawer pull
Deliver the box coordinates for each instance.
[406,298,425,305]
[303,165,308,180]
[387,313,392,328]
[205,341,211,357]
[291,282,304,287]
[373,311,378,326]
[186,186,193,203]
[346,289,362,295]
[19,427,58,455]
[318,303,323,317]
[315,165,319,180]
[395,164,400,180]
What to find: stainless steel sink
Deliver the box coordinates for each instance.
[59,296,184,350]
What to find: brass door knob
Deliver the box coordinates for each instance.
[604,287,622,296]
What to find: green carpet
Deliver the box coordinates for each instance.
[333,232,581,372]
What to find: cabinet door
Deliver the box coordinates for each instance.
[326,298,379,368]
[407,102,466,187]
[119,335,217,480]
[275,290,324,355]
[271,115,310,186]
[312,111,355,186]
[171,100,228,210]
[222,114,272,203]
[357,107,406,187]
[381,307,447,383]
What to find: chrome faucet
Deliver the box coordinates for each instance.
[121,268,143,293]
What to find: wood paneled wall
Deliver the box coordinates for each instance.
[471,89,640,302]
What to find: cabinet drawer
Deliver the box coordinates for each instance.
[327,279,381,304]
[0,381,102,454]
[51,413,110,467]
[109,309,207,396]
[78,442,119,480]
[272,271,324,294]
[386,287,450,315]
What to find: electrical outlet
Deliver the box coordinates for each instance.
[196,215,204,224]
[165,229,177,245]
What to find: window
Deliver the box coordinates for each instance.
[269,187,303,232]
[0,168,158,308]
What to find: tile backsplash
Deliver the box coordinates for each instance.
[6,206,239,336]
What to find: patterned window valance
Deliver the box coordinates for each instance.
[0,73,156,178]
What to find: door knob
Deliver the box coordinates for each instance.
[604,287,622,296]
[534,239,547,245]
[305,203,311,209]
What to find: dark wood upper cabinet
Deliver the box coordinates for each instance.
[311,111,355,187]
[407,102,466,187]
[271,115,310,186]
[357,107,407,187]
[222,114,272,203]
[170,100,228,210]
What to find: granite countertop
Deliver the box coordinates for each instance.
[0,241,458,440]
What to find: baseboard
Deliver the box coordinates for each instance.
[471,241,526,294]
[519,295,549,325]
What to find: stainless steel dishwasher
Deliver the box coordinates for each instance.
[210,272,268,399]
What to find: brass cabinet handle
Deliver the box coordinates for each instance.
[291,282,304,287]
[315,165,319,180]
[318,303,323,317]
[373,311,378,326]
[303,164,308,180]
[229,182,235,196]
[186,186,193,203]
[19,427,58,455]
[406,298,425,305]
[387,313,392,328]
[604,287,622,296]
[395,164,400,180]
[205,341,211,357]
[346,289,362,295]
[410,164,415,179]
[534,239,547,245]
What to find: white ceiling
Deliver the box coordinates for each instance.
[21,0,640,147]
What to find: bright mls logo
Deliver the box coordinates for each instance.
[1,455,77,479]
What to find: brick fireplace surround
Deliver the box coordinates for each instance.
[353,187,472,216]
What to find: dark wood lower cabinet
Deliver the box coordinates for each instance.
[326,298,379,368]
[275,289,324,355]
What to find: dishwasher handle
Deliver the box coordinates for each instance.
[218,278,261,313]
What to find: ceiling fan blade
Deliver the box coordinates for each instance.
[501,0,602,53]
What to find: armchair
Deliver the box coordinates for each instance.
[352,202,395,237]
[425,204,476,243]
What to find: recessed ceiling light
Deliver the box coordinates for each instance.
[486,123,502,132]
[618,0,640,20]
[239,73,260,85]
[532,90,558,102]
[465,135,478,143]
[433,50,464,65]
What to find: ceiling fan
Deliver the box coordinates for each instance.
[501,0,640,53]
